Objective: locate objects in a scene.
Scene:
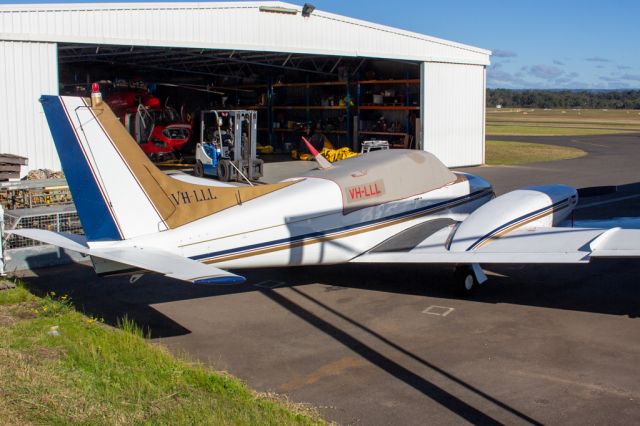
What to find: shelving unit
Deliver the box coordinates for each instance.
[358,79,420,85]
[358,106,419,111]
[354,78,419,150]
[249,77,420,152]
[270,106,347,110]
[359,131,408,136]
[256,76,354,150]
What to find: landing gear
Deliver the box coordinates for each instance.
[454,265,477,292]
[453,264,488,293]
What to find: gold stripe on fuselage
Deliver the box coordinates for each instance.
[474,203,568,249]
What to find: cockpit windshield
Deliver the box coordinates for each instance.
[149,107,180,125]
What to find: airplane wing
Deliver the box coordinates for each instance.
[7,229,245,284]
[353,185,640,266]
[351,224,640,265]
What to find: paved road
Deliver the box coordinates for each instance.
[18,133,640,425]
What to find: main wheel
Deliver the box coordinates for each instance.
[454,265,477,293]
[194,160,204,177]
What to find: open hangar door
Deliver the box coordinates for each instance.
[57,43,422,162]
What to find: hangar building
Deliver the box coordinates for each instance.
[0,1,491,173]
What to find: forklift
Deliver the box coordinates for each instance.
[194,110,264,182]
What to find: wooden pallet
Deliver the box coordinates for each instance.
[0,153,28,181]
[0,154,28,165]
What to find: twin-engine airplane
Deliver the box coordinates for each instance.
[11,93,640,291]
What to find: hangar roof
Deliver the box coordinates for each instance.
[0,1,491,66]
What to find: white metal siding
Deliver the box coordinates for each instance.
[0,2,490,66]
[0,41,59,174]
[421,62,485,167]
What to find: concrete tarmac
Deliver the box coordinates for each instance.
[17,133,640,425]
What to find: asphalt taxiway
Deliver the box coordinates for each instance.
[17,133,640,425]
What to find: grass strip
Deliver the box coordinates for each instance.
[485,140,586,165]
[0,282,323,425]
[486,125,635,136]
[486,108,640,136]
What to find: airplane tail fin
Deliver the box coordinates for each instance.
[40,95,293,242]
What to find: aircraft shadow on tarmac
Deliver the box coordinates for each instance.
[20,256,639,426]
[20,262,554,425]
[20,255,640,340]
[257,283,543,426]
[260,261,640,317]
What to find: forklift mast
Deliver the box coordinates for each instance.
[197,110,263,182]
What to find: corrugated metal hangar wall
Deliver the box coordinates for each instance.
[421,62,486,166]
[0,41,60,171]
[0,2,491,172]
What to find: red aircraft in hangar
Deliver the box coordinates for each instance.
[105,86,192,160]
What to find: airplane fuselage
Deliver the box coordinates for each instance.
[93,170,493,272]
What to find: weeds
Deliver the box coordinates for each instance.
[0,281,322,425]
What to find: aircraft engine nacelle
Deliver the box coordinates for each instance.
[449,185,578,252]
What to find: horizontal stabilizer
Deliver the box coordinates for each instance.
[7,229,245,284]
[94,246,245,284]
[7,228,91,252]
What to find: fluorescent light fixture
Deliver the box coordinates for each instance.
[259,6,298,15]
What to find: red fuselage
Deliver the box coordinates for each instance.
[105,90,191,157]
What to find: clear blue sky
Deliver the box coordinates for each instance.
[311,0,640,90]
[2,0,639,89]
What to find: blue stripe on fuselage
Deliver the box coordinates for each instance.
[40,96,122,241]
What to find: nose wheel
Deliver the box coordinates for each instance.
[454,264,487,293]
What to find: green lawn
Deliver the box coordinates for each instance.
[486,124,635,136]
[487,108,640,136]
[485,140,586,165]
[0,282,322,425]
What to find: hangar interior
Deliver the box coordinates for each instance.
[57,43,422,155]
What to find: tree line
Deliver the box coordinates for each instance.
[487,89,640,109]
